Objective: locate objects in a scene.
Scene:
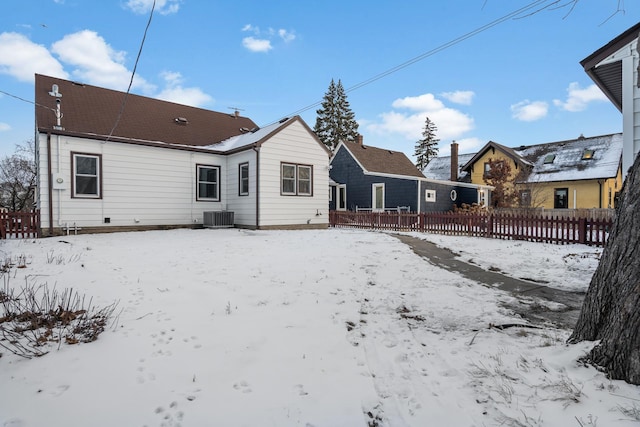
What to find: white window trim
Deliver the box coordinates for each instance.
[425,189,436,203]
[372,183,385,212]
[239,163,249,196]
[196,164,221,201]
[72,152,101,199]
[337,184,347,211]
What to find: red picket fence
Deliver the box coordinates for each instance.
[329,210,612,247]
[0,210,41,239]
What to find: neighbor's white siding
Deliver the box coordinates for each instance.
[257,121,329,227]
[617,38,640,176]
[633,42,640,174]
[226,150,257,227]
[37,133,227,232]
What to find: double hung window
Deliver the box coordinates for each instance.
[281,163,313,196]
[197,165,220,201]
[72,153,101,198]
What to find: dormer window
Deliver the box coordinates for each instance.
[582,149,594,160]
[543,154,556,164]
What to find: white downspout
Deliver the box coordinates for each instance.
[57,134,62,226]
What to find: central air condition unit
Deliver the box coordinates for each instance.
[203,211,235,228]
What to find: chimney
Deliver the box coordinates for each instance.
[355,134,363,145]
[450,141,459,182]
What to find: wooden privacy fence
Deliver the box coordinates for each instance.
[0,210,41,239]
[329,210,612,247]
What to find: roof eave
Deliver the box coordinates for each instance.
[584,68,623,112]
[580,22,640,71]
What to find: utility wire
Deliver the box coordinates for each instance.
[0,89,56,113]
[273,0,559,125]
[105,0,156,141]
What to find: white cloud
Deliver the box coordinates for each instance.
[553,82,608,112]
[438,137,483,156]
[278,29,296,43]
[392,93,445,111]
[242,37,272,53]
[124,0,180,15]
[51,30,154,93]
[242,24,259,34]
[0,122,11,132]
[510,100,548,121]
[155,71,213,107]
[0,32,68,82]
[440,90,474,105]
[367,93,474,142]
[241,24,295,52]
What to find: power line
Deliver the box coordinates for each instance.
[0,89,56,113]
[106,0,156,141]
[273,0,559,125]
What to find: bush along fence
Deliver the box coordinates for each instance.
[0,210,41,239]
[329,210,612,247]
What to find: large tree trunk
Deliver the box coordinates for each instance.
[569,153,640,384]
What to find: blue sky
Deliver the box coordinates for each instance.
[0,0,638,161]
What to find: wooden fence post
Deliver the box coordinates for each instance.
[578,217,587,245]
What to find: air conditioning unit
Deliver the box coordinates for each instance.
[203,211,234,228]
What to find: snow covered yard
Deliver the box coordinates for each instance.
[0,228,638,427]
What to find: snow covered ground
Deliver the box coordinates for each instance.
[0,228,638,427]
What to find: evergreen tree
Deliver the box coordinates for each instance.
[414,117,439,170]
[314,79,359,150]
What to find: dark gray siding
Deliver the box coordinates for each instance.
[330,146,419,211]
[329,185,337,211]
[419,181,480,212]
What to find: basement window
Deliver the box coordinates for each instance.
[543,154,556,164]
[582,149,594,160]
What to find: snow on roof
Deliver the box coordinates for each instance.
[206,119,290,152]
[515,133,622,183]
[422,153,475,182]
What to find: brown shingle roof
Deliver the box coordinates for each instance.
[35,74,257,146]
[342,141,425,178]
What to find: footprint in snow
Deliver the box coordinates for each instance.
[295,384,309,396]
[233,381,252,393]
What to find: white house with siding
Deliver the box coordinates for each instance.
[35,74,330,236]
[582,22,640,177]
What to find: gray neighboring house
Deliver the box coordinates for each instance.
[329,138,491,212]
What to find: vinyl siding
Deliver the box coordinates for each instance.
[419,181,480,212]
[257,121,329,227]
[330,145,420,211]
[226,151,257,227]
[38,134,227,231]
[515,174,621,209]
